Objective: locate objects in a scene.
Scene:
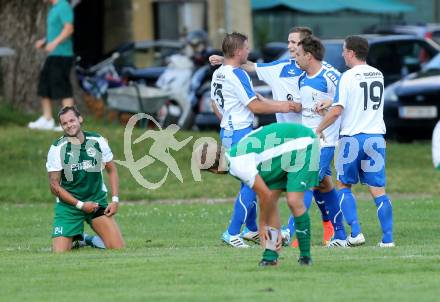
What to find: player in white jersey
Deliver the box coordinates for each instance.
[210,27,311,124]
[293,36,345,245]
[210,27,334,247]
[316,35,394,247]
[210,32,297,248]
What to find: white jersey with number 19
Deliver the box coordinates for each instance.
[333,64,386,136]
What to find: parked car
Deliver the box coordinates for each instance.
[195,35,440,131]
[383,53,440,141]
[364,23,440,46]
[278,35,440,86]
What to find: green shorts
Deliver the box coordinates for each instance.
[51,200,108,239]
[259,141,319,192]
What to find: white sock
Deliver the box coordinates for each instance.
[265,226,279,251]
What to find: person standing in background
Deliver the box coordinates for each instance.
[29,0,75,131]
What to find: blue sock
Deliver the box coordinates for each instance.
[339,188,361,237]
[313,190,329,221]
[287,215,295,236]
[304,189,313,209]
[322,189,346,240]
[227,183,257,235]
[245,200,258,232]
[287,190,313,236]
[374,195,393,243]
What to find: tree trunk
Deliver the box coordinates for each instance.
[0,0,48,110]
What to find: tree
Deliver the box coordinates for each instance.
[0,0,48,110]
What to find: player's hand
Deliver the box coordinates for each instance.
[104,202,119,217]
[82,202,99,214]
[316,130,326,143]
[275,231,283,252]
[45,41,58,53]
[287,101,298,113]
[259,226,268,249]
[209,55,223,66]
[315,99,332,114]
[35,39,46,49]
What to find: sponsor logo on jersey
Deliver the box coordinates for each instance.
[215,72,225,80]
[363,71,382,78]
[71,160,97,172]
[86,147,96,157]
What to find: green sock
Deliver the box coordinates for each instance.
[262,249,278,261]
[294,212,311,257]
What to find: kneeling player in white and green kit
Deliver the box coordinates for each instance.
[196,123,319,266]
[46,106,125,252]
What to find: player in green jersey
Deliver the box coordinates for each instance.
[196,123,319,266]
[46,106,124,252]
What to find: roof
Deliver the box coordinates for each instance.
[251,0,415,14]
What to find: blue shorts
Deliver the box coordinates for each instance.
[336,134,386,187]
[220,126,253,149]
[319,147,335,182]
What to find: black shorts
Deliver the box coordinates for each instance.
[37,56,74,100]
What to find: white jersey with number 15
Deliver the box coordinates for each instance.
[333,64,386,136]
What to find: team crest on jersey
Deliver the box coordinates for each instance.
[86,147,96,157]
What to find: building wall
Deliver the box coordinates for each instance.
[208,0,253,49]
[103,0,133,52]
[401,0,440,23]
[252,0,440,50]
[132,0,153,41]
[102,0,254,51]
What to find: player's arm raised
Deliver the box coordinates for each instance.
[209,54,256,73]
[48,171,98,213]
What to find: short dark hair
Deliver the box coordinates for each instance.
[298,36,325,61]
[344,35,369,61]
[58,106,81,120]
[289,26,313,40]
[222,32,248,58]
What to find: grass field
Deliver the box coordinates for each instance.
[1,107,440,301]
